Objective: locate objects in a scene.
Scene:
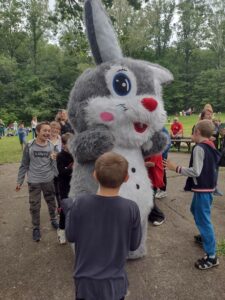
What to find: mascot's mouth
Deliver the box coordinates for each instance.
[134,122,148,133]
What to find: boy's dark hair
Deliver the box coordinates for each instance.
[61,132,73,145]
[36,121,50,133]
[95,152,128,188]
[195,120,214,138]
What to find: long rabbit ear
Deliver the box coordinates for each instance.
[145,62,174,85]
[84,0,123,65]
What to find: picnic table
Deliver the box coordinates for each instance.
[171,137,195,152]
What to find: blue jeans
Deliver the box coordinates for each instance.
[190,192,216,256]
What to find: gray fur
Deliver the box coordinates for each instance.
[142,131,168,157]
[84,0,123,64]
[69,162,97,197]
[70,125,114,163]
[68,65,111,132]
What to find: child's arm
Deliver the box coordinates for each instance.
[16,144,30,190]
[57,156,73,176]
[61,198,78,242]
[130,203,142,251]
[145,161,155,167]
[164,145,204,177]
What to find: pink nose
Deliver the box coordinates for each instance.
[141,97,158,112]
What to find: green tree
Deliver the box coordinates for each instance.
[25,0,52,74]
[0,0,26,59]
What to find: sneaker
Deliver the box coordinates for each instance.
[152,218,165,226]
[213,189,223,196]
[57,229,66,245]
[194,234,203,246]
[155,190,167,199]
[51,219,59,230]
[33,228,41,242]
[195,255,219,270]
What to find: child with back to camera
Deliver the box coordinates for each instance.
[164,120,221,270]
[61,152,142,300]
[56,132,74,244]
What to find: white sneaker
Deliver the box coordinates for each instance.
[57,229,66,245]
[153,218,165,226]
[155,190,167,199]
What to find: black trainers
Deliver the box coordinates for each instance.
[51,219,59,230]
[194,234,203,246]
[195,255,219,270]
[33,228,41,242]
[148,205,165,226]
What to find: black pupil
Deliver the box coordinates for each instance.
[113,74,131,96]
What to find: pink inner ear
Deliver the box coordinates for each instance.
[100,112,114,122]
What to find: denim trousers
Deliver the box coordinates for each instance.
[190,192,216,256]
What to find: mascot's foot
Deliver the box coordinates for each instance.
[127,247,146,260]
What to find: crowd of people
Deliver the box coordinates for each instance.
[10,104,225,299]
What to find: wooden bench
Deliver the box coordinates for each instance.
[171,137,195,152]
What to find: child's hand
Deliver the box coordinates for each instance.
[67,162,74,169]
[163,159,177,171]
[145,161,155,167]
[16,184,21,192]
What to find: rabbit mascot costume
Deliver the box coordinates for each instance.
[68,0,173,259]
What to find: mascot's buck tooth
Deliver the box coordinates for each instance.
[67,0,173,259]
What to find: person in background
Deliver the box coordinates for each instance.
[170,117,184,138]
[50,120,62,221]
[56,133,74,244]
[0,119,5,139]
[59,109,74,135]
[50,121,62,152]
[17,122,27,150]
[31,116,38,139]
[164,120,220,270]
[170,117,183,149]
[155,127,171,199]
[13,121,18,135]
[145,154,166,226]
[61,152,141,300]
[212,118,221,150]
[16,121,59,242]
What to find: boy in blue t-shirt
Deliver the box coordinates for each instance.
[164,120,221,270]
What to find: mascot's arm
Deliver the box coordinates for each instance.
[70,125,115,163]
[142,131,167,158]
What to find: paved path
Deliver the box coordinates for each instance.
[0,153,225,300]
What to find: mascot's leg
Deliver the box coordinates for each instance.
[128,217,148,259]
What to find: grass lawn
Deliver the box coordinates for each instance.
[0,133,32,164]
[1,113,225,164]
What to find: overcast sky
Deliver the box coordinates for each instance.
[49,0,55,10]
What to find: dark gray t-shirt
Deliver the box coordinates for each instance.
[63,194,142,300]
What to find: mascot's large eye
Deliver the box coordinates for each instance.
[113,73,131,96]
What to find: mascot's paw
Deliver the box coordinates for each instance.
[127,246,147,260]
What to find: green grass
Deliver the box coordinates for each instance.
[0,133,32,164]
[217,239,225,256]
[1,113,225,164]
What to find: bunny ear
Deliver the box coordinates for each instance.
[146,62,174,85]
[84,0,123,65]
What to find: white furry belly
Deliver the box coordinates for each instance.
[112,146,153,219]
